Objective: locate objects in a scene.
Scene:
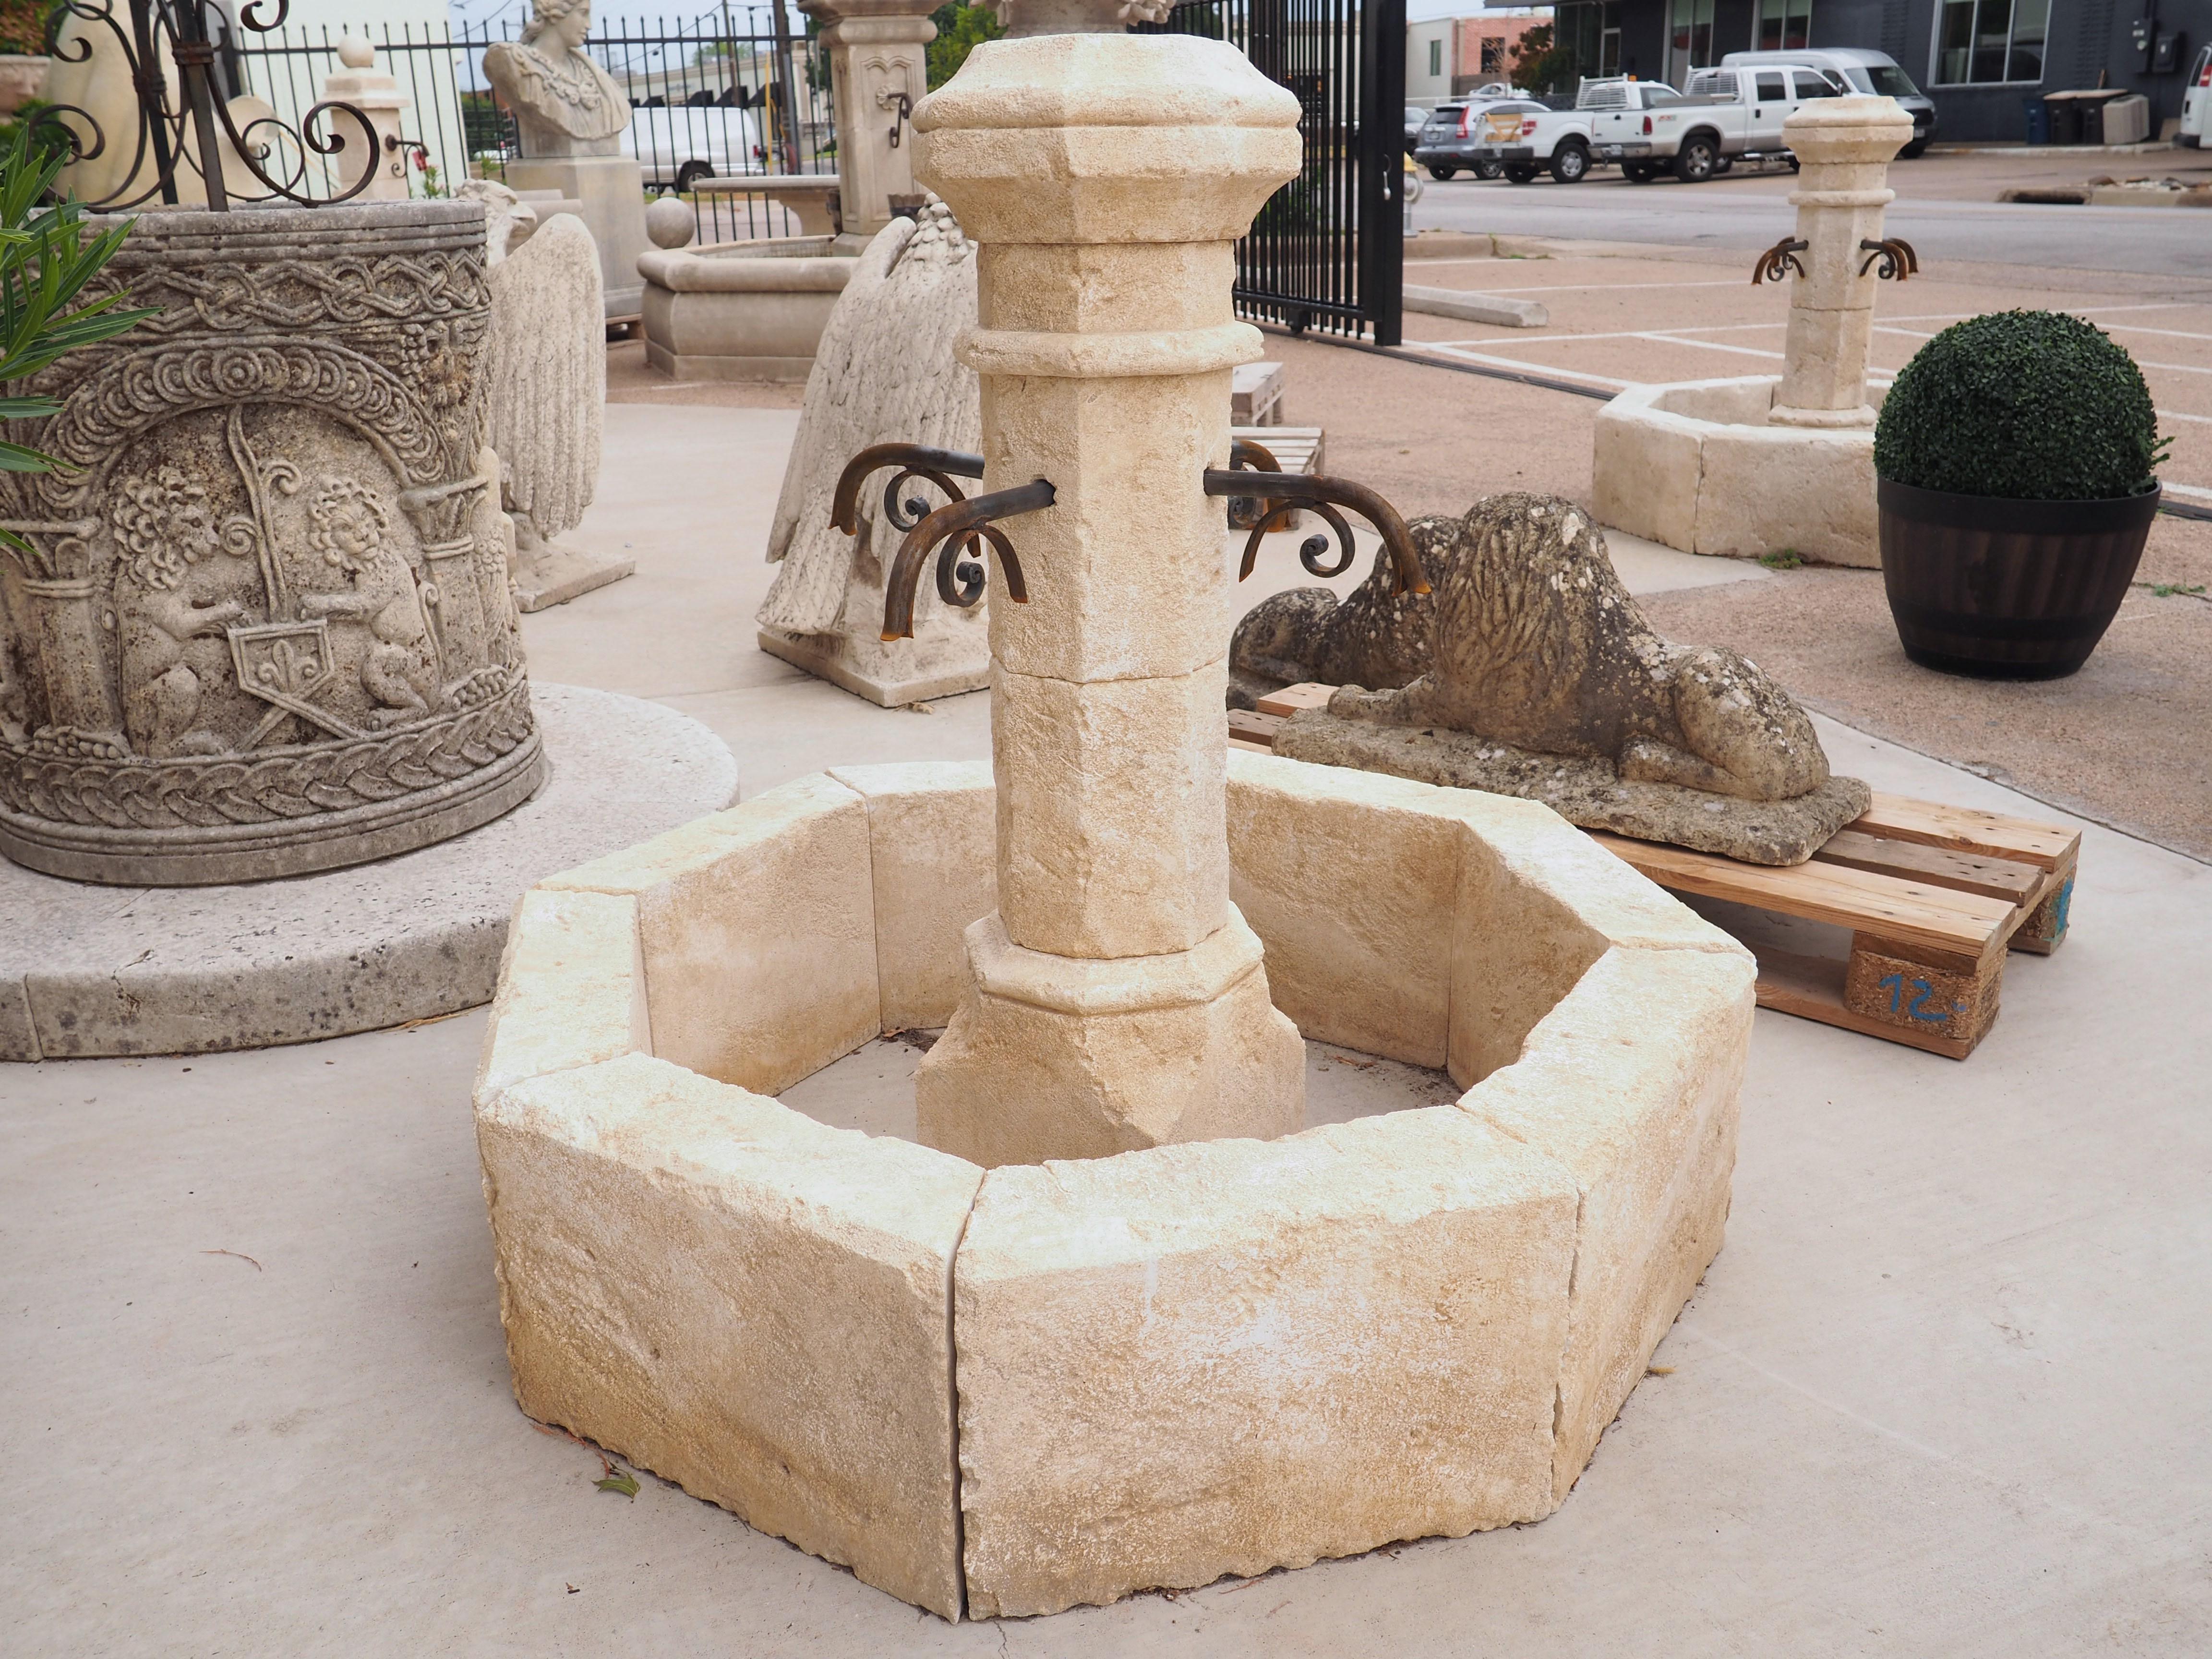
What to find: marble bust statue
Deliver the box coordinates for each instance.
[484,0,631,157]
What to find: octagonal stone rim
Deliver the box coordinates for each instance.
[472,753,1755,1620]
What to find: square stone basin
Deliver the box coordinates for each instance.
[472,754,1755,1619]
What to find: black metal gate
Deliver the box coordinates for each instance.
[1142,0,1405,346]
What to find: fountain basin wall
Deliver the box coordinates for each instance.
[1593,374,1891,568]
[637,236,857,382]
[472,755,1755,1618]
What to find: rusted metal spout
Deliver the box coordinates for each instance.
[880,479,1054,641]
[1202,464,1430,597]
[829,443,986,536]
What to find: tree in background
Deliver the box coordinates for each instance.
[1508,24,1576,97]
[0,0,43,54]
[927,2,1001,89]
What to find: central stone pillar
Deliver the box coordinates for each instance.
[799,0,937,242]
[908,17,1307,1168]
[1769,96,1915,430]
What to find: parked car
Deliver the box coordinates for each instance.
[1720,47,1938,155]
[1432,97,1599,184]
[622,104,765,193]
[1633,64,1846,180]
[2181,44,2211,147]
[1405,104,1430,153]
[1410,86,1532,179]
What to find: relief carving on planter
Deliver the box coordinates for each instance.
[0,201,545,886]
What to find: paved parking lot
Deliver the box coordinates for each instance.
[1394,245,2212,504]
[1409,144,2212,276]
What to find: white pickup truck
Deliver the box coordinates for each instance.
[1452,97,1602,184]
[1582,67,1846,182]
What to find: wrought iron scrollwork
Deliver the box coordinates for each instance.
[829,443,1048,641]
[1751,237,1810,285]
[880,481,1051,641]
[1204,445,1430,598]
[829,442,986,537]
[1856,236,1919,281]
[32,0,379,212]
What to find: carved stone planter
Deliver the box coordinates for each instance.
[0,201,544,885]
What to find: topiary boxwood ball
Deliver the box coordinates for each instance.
[1874,310,2163,502]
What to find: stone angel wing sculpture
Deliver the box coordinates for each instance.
[480,209,623,609]
[759,202,982,639]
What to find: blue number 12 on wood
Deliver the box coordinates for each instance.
[1878,972,1963,1024]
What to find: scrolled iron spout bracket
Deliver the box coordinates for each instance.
[829,443,1041,641]
[879,480,1053,641]
[1751,237,1810,284]
[1857,237,1919,280]
[830,442,986,537]
[1204,440,1430,598]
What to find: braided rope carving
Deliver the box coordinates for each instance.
[0,683,535,830]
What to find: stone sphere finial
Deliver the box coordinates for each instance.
[644,194,697,249]
[989,0,1171,36]
[337,33,375,69]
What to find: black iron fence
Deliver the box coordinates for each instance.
[1141,0,1405,345]
[225,12,836,244]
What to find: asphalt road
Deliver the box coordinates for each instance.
[1410,172,2212,280]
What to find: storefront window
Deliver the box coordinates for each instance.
[1937,0,2049,84]
[1757,0,1811,51]
[1670,0,1715,84]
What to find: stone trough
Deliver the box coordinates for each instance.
[472,755,1754,1619]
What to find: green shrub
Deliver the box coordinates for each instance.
[1874,310,2164,501]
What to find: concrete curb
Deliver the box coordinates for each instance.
[1404,284,1550,327]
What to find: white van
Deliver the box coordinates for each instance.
[2183,45,2211,147]
[1720,47,1938,155]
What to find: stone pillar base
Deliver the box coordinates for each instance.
[915,908,1305,1168]
[507,155,649,318]
[757,625,989,707]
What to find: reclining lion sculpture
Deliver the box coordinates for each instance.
[1247,493,1869,864]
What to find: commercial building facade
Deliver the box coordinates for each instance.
[1527,0,2211,139]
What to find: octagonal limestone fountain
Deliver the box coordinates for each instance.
[471,2,1757,1621]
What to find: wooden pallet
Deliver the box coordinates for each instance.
[1232,684,2080,1059]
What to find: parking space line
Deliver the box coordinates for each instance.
[2163,481,2212,499]
[2161,411,2212,424]
[1421,343,1633,389]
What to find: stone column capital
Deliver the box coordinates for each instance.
[914,35,1299,246]
[1781,95,1914,171]
[798,0,940,36]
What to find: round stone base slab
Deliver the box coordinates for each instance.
[1,685,736,1060]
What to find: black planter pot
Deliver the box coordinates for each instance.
[1875,477,2161,680]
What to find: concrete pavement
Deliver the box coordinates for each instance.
[5,403,2209,1658]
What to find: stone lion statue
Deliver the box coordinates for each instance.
[1257,494,1867,862]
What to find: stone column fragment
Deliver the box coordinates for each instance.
[1770,96,1915,430]
[799,0,938,242]
[907,27,1308,1166]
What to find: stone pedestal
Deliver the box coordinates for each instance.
[799,0,937,240]
[1769,96,1915,431]
[508,155,648,319]
[907,29,1307,1166]
[322,36,411,202]
[0,201,542,885]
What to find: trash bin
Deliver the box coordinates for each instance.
[2045,95,2082,144]
[2080,99,2105,144]
[2024,98,2051,144]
